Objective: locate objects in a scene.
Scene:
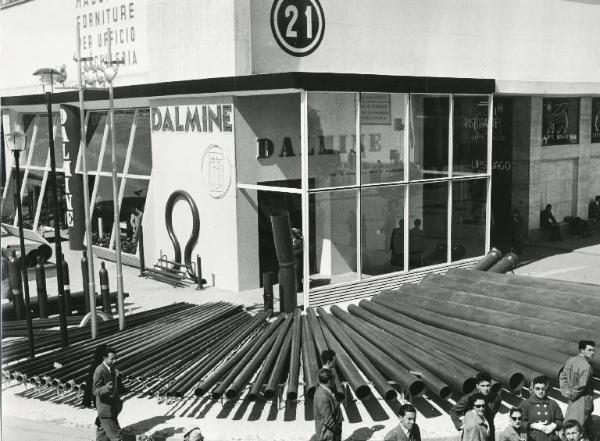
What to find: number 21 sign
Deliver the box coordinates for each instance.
[271,0,325,57]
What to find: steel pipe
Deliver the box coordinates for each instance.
[286,308,302,401]
[473,248,503,271]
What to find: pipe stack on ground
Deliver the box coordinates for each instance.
[2,269,598,421]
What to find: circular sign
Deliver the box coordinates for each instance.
[270,0,325,57]
[201,145,232,199]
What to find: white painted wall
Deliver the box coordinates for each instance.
[251,0,600,92]
[145,96,238,291]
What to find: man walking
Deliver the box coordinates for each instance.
[451,372,502,441]
[559,340,596,434]
[384,403,421,441]
[313,369,343,441]
[93,347,124,441]
[521,375,563,441]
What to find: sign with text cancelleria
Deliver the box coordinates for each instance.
[75,0,146,69]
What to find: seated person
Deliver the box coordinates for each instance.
[389,219,404,267]
[540,204,562,242]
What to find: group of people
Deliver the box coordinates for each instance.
[313,340,596,441]
[451,340,596,441]
[389,218,425,268]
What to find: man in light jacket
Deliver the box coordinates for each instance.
[313,369,343,441]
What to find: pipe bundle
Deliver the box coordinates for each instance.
[3,269,598,421]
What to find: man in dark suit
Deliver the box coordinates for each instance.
[92,346,124,441]
[384,403,421,441]
[313,369,343,441]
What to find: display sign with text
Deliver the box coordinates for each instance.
[542,98,580,146]
[360,94,391,125]
[75,0,146,70]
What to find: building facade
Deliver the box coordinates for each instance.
[2,0,599,306]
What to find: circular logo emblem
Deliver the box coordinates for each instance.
[201,145,232,199]
[270,0,325,57]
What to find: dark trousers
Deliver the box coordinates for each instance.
[96,416,123,441]
[544,224,562,242]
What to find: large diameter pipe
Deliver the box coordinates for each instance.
[264,329,293,400]
[364,298,566,381]
[317,313,372,400]
[331,315,425,397]
[448,268,600,297]
[349,303,528,392]
[286,309,302,401]
[331,305,472,396]
[402,283,600,331]
[306,308,344,401]
[300,315,319,400]
[270,210,297,313]
[473,248,503,271]
[227,315,292,400]
[379,288,597,343]
[488,252,519,273]
[429,270,600,314]
[246,315,294,400]
[317,308,396,401]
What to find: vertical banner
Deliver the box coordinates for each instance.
[60,105,85,250]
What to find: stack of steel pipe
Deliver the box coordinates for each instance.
[3,302,270,393]
[3,270,597,418]
[1,315,84,338]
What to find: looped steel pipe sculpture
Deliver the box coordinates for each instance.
[165,190,200,279]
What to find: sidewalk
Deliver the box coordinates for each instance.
[2,236,599,441]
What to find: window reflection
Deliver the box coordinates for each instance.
[21,170,44,229]
[408,182,448,269]
[453,96,489,175]
[91,177,120,248]
[127,110,152,176]
[81,112,107,171]
[452,179,487,261]
[410,95,449,179]
[118,179,149,254]
[308,93,357,188]
[101,110,134,173]
[1,170,20,225]
[361,185,406,276]
[38,172,67,234]
[361,93,407,184]
[309,189,358,286]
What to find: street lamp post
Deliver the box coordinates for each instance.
[32,67,69,347]
[6,131,35,358]
[81,30,125,330]
[74,24,98,338]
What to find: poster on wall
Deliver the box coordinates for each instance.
[360,94,391,125]
[541,98,580,146]
[75,0,147,72]
[592,98,600,143]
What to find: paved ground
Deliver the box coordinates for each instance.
[1,233,600,441]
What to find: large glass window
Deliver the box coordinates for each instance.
[91,177,120,248]
[361,185,406,276]
[410,95,450,180]
[118,179,149,254]
[361,93,407,184]
[309,189,359,285]
[236,94,301,188]
[452,179,487,261]
[80,112,108,171]
[308,93,357,189]
[101,110,134,173]
[127,109,152,176]
[453,96,489,176]
[20,170,44,229]
[408,182,449,269]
